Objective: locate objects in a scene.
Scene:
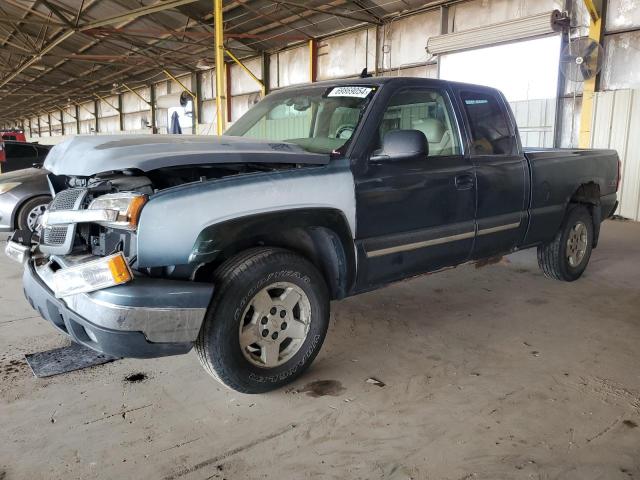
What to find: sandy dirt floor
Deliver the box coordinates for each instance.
[1,219,639,480]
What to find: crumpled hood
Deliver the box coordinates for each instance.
[44,135,330,176]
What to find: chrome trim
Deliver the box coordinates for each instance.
[366,220,522,258]
[42,208,118,226]
[66,295,206,343]
[477,222,521,236]
[34,260,206,343]
[366,230,475,258]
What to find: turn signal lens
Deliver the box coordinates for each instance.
[126,195,147,229]
[107,253,131,284]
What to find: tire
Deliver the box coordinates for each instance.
[16,195,51,231]
[195,247,330,394]
[537,204,594,282]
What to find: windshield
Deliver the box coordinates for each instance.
[225,85,377,154]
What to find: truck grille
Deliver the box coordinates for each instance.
[40,188,88,255]
[43,226,68,245]
[49,188,85,212]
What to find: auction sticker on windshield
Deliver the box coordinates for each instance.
[327,86,374,98]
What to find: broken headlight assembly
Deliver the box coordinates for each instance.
[52,252,132,297]
[87,192,148,231]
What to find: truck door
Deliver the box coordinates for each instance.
[456,88,528,259]
[354,86,476,288]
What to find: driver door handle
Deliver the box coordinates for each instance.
[455,173,475,190]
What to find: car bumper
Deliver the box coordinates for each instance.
[22,257,214,359]
[0,193,16,232]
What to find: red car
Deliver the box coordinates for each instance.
[1,130,27,142]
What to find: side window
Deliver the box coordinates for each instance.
[460,91,516,155]
[378,89,461,157]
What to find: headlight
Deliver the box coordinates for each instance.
[52,252,132,298]
[0,182,21,194]
[88,192,147,231]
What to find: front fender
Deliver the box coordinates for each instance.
[136,159,356,268]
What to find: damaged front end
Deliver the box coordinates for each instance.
[5,168,219,358]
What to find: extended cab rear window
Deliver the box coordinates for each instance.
[460,91,516,156]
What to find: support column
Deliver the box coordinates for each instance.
[554,0,571,148]
[309,39,318,83]
[75,104,80,134]
[94,100,99,133]
[261,52,270,96]
[578,0,606,148]
[437,5,449,78]
[118,94,125,131]
[150,83,157,134]
[226,63,232,124]
[193,71,202,133]
[214,0,226,135]
[60,110,65,136]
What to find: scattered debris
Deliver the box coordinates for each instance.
[366,377,385,387]
[622,420,638,428]
[124,372,148,383]
[298,380,345,398]
[470,372,481,377]
[25,343,118,378]
[475,256,504,269]
[531,351,540,357]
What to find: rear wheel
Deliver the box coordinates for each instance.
[195,247,330,393]
[537,204,594,281]
[17,195,50,231]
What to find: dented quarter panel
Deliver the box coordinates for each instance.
[136,159,356,268]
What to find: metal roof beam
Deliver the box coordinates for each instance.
[78,0,201,30]
[271,1,381,25]
[41,0,77,28]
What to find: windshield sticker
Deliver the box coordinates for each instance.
[327,86,374,98]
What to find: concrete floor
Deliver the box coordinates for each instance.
[1,220,639,480]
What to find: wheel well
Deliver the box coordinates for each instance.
[194,226,353,300]
[570,182,600,205]
[569,182,602,247]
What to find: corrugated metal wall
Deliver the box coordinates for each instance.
[509,98,556,148]
[591,89,640,220]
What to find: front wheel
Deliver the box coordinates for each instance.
[537,204,594,281]
[195,247,330,393]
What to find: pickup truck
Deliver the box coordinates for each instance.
[5,78,619,393]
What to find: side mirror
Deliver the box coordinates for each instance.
[371,129,428,162]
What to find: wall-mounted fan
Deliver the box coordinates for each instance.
[560,37,604,82]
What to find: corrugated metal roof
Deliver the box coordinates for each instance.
[0,0,440,123]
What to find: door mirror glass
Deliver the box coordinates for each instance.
[371,129,428,162]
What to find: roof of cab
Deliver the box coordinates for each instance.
[272,76,503,96]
